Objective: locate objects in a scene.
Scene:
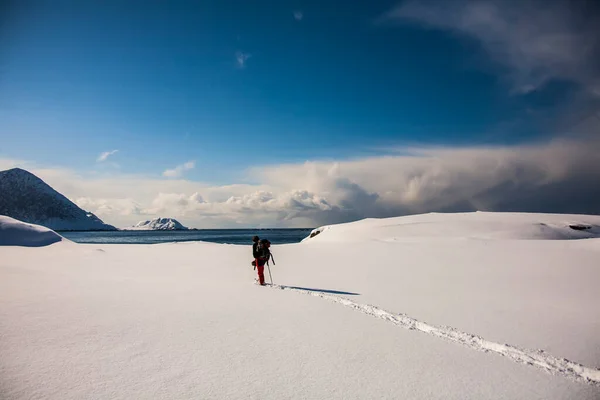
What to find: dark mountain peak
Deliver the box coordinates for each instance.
[0,168,116,231]
[1,167,42,179]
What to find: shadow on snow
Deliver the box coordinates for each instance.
[277,285,360,296]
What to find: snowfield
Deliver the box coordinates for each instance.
[1,212,600,399]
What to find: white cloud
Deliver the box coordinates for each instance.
[73,197,144,217]
[382,0,600,95]
[253,135,600,219]
[142,192,205,215]
[0,158,30,171]
[3,134,599,228]
[235,51,251,68]
[294,11,304,21]
[97,150,119,162]
[163,161,195,178]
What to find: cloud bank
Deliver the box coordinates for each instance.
[3,136,599,228]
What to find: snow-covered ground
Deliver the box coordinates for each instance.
[0,216,64,247]
[1,212,599,399]
[126,217,189,230]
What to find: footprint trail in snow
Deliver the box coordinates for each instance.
[267,283,600,386]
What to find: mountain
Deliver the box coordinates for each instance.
[0,168,116,231]
[128,217,188,230]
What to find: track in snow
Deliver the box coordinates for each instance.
[268,284,600,386]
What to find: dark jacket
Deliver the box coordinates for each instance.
[255,246,271,267]
[252,242,260,259]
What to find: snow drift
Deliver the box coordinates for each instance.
[304,211,600,242]
[0,215,63,247]
[127,217,188,230]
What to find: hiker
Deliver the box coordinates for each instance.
[253,238,271,285]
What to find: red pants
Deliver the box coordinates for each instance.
[256,264,265,285]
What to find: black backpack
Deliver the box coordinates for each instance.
[258,239,270,252]
[252,239,275,267]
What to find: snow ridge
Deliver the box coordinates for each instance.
[303,212,600,242]
[271,284,600,386]
[0,215,64,246]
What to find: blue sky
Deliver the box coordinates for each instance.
[1,0,599,227]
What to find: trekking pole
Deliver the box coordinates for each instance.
[267,263,273,285]
[267,255,274,285]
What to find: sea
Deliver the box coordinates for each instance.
[60,228,313,245]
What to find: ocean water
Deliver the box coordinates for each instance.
[60,228,313,245]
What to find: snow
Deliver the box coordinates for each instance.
[0,215,64,247]
[1,212,599,399]
[304,211,600,242]
[0,168,116,231]
[127,217,188,230]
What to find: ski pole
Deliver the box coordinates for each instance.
[267,259,273,285]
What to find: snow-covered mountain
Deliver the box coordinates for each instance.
[128,217,188,230]
[0,168,116,231]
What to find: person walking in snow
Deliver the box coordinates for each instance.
[251,236,262,284]
[253,238,272,285]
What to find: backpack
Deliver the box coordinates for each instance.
[257,239,270,252]
[252,239,275,267]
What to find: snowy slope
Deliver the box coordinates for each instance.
[127,217,188,230]
[0,168,116,231]
[0,215,64,246]
[1,212,599,399]
[304,211,600,242]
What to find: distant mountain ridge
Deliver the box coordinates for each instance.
[128,217,189,230]
[0,168,116,231]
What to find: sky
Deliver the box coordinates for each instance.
[1,0,600,228]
